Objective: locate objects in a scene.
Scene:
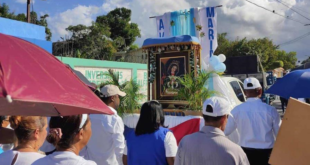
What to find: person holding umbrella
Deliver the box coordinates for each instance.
[225,77,281,165]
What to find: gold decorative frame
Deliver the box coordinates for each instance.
[145,43,201,108]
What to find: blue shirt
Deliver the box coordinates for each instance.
[126,127,170,165]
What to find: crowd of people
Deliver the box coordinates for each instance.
[0,77,281,165]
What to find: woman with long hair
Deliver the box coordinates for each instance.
[0,116,47,165]
[123,101,177,165]
[33,114,96,165]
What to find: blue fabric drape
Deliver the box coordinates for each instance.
[170,9,196,36]
[190,8,196,36]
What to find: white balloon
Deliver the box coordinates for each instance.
[218,54,226,63]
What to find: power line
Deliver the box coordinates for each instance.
[275,0,310,21]
[245,0,307,25]
[277,0,310,15]
[278,31,310,46]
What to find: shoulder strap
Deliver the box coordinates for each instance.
[11,152,18,165]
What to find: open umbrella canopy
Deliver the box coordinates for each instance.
[266,69,310,99]
[0,33,113,116]
[65,64,96,90]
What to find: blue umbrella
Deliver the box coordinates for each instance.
[266,69,310,99]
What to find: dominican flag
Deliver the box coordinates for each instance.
[123,115,239,145]
[123,115,204,144]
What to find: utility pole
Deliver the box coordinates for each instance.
[27,0,31,23]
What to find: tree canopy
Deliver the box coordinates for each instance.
[215,33,297,70]
[0,3,52,41]
[53,7,141,61]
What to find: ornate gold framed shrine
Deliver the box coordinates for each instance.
[142,35,201,108]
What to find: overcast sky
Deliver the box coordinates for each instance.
[3,0,310,61]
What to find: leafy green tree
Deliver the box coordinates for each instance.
[65,22,115,60]
[214,33,231,55]
[0,3,52,41]
[129,44,139,51]
[99,69,144,115]
[215,33,297,70]
[0,3,14,19]
[96,8,141,51]
[54,8,140,60]
[270,60,284,69]
[276,50,298,69]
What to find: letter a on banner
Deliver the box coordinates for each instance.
[156,13,171,38]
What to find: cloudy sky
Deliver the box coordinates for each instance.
[2,0,310,61]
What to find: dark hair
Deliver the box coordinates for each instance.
[135,101,166,136]
[203,105,224,123]
[46,115,89,149]
[245,88,262,97]
[0,116,5,126]
[101,96,112,104]
[9,116,46,143]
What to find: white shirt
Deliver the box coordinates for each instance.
[298,98,306,102]
[123,131,178,157]
[80,106,125,165]
[225,98,281,149]
[0,150,45,165]
[33,151,96,165]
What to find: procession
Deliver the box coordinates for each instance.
[1,0,310,165]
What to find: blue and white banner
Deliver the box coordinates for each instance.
[156,13,171,38]
[155,7,217,70]
[199,7,218,70]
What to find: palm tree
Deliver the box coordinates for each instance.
[99,69,145,115]
[176,70,217,111]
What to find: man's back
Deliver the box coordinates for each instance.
[175,126,249,165]
[81,111,125,165]
[225,98,281,149]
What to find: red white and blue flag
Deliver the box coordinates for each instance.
[123,115,204,144]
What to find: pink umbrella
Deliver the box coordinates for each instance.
[0,33,113,116]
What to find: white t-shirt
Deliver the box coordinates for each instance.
[80,107,125,165]
[123,131,178,157]
[0,150,45,165]
[33,151,96,165]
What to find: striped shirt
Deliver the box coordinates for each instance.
[175,126,249,165]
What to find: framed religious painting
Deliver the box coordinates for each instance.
[142,35,201,108]
[155,51,189,100]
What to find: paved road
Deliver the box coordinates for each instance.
[270,99,285,118]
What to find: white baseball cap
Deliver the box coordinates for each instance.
[203,97,231,117]
[100,85,126,97]
[243,77,262,90]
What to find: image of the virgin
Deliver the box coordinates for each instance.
[166,62,179,89]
